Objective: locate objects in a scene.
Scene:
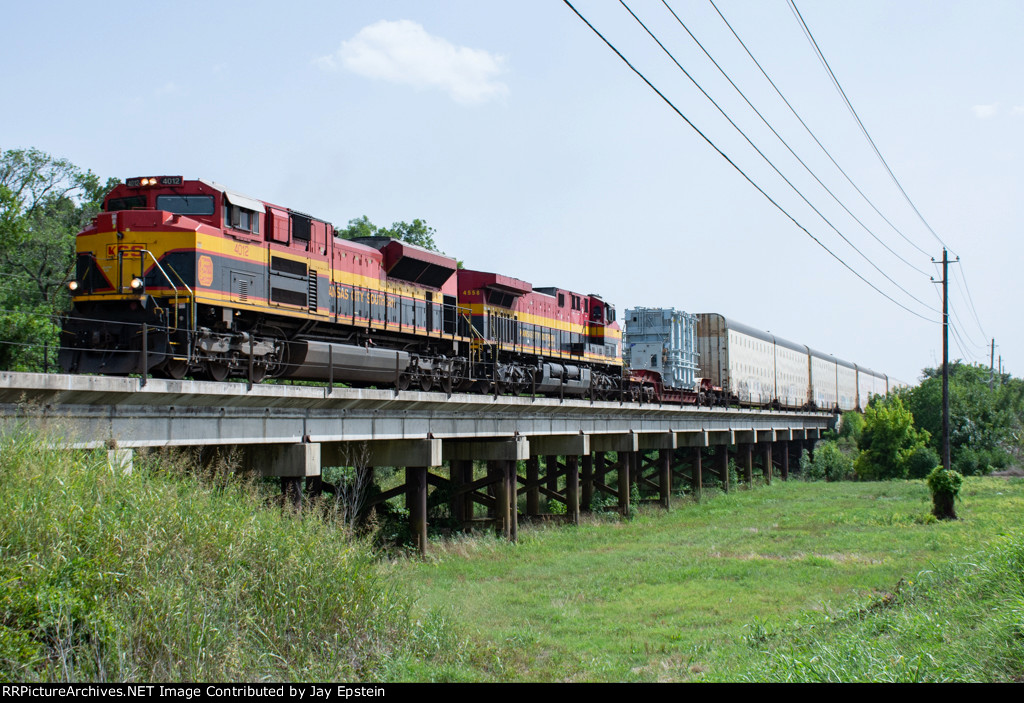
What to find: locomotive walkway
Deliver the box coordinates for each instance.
[0,372,832,553]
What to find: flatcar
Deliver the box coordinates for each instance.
[59,176,622,395]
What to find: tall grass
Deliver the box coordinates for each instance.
[0,427,455,682]
[732,530,1024,682]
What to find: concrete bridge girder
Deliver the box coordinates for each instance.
[443,437,530,462]
[676,430,709,447]
[321,439,443,468]
[1,372,831,451]
[528,434,589,457]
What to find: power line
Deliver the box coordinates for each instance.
[787,0,997,367]
[787,0,951,255]
[952,264,989,341]
[660,0,930,279]
[562,0,939,323]
[930,260,986,353]
[947,269,987,350]
[704,0,935,260]
[930,263,981,364]
[617,0,939,315]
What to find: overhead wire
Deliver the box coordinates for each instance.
[612,0,939,317]
[704,0,934,261]
[952,265,989,341]
[786,0,995,363]
[929,282,973,363]
[660,0,931,279]
[562,0,938,323]
[947,269,987,350]
[787,0,952,255]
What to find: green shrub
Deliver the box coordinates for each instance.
[904,445,941,479]
[855,395,930,480]
[837,411,865,446]
[954,445,1010,476]
[802,441,855,482]
[927,466,963,520]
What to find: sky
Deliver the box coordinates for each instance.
[3,0,1021,384]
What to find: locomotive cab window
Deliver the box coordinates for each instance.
[106,195,147,211]
[224,203,260,235]
[157,195,214,216]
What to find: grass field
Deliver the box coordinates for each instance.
[2,424,1020,682]
[392,477,1024,682]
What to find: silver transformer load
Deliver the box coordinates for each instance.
[624,307,700,390]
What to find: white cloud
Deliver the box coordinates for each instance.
[971,103,999,119]
[155,81,183,97]
[317,20,508,105]
[1012,106,1024,116]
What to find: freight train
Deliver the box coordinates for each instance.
[59,176,902,410]
[59,176,623,398]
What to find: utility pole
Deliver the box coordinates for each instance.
[943,249,950,472]
[933,249,953,472]
[990,339,996,389]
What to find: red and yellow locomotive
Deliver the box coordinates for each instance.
[60,176,622,395]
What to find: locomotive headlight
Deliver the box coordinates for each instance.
[68,280,79,292]
[130,277,144,290]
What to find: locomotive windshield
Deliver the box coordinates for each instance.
[156,194,215,215]
[105,195,147,211]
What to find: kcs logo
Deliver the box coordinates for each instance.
[106,244,143,259]
[198,255,214,287]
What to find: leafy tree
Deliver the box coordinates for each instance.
[337,215,441,253]
[385,218,439,251]
[904,444,941,479]
[854,394,931,480]
[0,147,117,371]
[899,363,1018,474]
[336,215,379,240]
[837,410,865,446]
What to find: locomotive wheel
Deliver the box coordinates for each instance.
[440,370,453,395]
[396,373,412,391]
[250,364,268,383]
[154,359,188,380]
[205,361,230,382]
[419,372,434,392]
[166,360,188,380]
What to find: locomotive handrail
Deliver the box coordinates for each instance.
[140,249,196,342]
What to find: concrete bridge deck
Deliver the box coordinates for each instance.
[0,372,831,448]
[1,372,832,552]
